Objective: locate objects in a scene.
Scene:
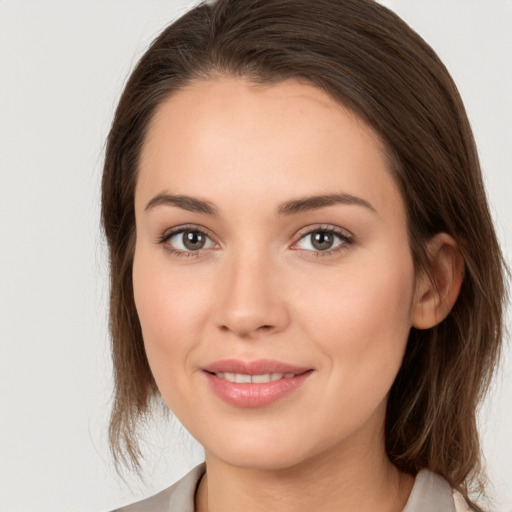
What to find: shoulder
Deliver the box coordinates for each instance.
[111,463,205,512]
[111,464,473,512]
[403,469,472,512]
[453,489,473,512]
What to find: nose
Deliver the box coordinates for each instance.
[213,250,290,339]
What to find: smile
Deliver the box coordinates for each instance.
[214,372,298,383]
[202,359,314,408]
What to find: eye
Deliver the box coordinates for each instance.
[160,227,216,255]
[294,227,353,254]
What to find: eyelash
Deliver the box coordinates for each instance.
[157,224,354,258]
[157,224,215,259]
[294,225,354,257]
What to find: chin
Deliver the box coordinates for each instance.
[212,444,308,471]
[198,423,330,472]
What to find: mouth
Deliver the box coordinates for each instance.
[202,359,314,408]
[202,358,311,375]
[211,372,300,383]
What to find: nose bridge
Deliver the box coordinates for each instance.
[214,243,288,337]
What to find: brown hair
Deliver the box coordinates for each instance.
[101,0,507,506]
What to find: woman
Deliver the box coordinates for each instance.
[102,1,506,510]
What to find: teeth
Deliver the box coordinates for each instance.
[215,372,296,383]
[252,374,273,383]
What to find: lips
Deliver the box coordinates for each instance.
[214,372,297,383]
[202,359,313,408]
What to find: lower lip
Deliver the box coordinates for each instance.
[204,371,313,408]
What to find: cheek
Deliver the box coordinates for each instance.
[297,250,415,391]
[132,248,213,393]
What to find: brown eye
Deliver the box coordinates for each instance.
[310,231,335,251]
[182,230,207,250]
[165,228,215,253]
[294,227,352,254]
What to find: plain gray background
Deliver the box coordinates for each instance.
[0,1,510,511]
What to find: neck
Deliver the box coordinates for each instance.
[195,420,414,512]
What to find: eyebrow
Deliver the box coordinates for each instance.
[145,192,376,216]
[277,193,376,216]
[145,193,218,215]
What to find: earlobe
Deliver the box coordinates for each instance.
[411,233,465,330]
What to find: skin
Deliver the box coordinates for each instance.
[132,76,463,511]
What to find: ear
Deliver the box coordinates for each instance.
[411,233,465,330]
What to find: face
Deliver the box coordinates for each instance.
[133,76,419,470]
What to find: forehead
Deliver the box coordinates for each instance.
[136,76,403,220]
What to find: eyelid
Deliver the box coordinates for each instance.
[291,224,354,256]
[157,223,354,258]
[294,223,353,240]
[160,223,217,242]
[158,224,219,257]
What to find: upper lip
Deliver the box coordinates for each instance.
[202,359,312,375]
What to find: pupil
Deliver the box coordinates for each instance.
[312,231,333,250]
[184,230,205,250]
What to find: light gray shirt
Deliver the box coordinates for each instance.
[113,463,470,512]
